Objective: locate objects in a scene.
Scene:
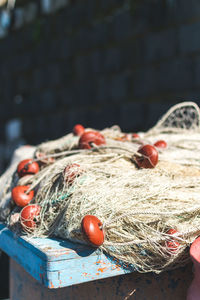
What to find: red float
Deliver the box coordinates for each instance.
[17,159,40,177]
[154,140,167,149]
[132,133,140,139]
[12,185,34,207]
[81,215,104,247]
[64,163,82,185]
[73,124,85,136]
[78,131,106,149]
[20,204,41,230]
[166,229,180,252]
[135,144,158,168]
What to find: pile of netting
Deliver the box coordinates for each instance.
[1,101,200,274]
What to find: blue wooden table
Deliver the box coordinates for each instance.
[0,222,193,300]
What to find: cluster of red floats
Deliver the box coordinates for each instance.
[11,158,41,231]
[72,125,170,247]
[12,159,84,231]
[13,159,39,208]
[11,124,170,249]
[73,124,106,149]
[73,124,168,170]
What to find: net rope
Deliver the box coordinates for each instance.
[1,102,200,273]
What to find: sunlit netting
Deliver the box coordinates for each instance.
[35,125,124,157]
[147,102,200,134]
[35,133,79,156]
[1,102,200,274]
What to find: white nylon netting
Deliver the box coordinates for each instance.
[1,101,200,273]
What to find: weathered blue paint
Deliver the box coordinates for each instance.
[0,223,134,288]
[9,258,193,300]
[0,222,194,299]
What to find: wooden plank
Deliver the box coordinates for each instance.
[0,223,47,285]
[42,253,133,288]
[10,258,193,300]
[24,235,97,262]
[0,223,134,288]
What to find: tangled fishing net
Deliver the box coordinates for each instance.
[1,101,200,274]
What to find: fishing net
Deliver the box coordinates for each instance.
[1,101,200,274]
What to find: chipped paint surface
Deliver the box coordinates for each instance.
[0,222,193,295]
[97,267,108,273]
[10,258,193,300]
[0,221,137,288]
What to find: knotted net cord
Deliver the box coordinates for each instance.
[1,102,200,273]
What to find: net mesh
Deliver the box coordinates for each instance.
[1,101,200,274]
[147,102,200,134]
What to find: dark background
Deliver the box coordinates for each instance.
[1,0,200,298]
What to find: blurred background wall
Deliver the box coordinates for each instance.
[0,0,199,169]
[0,0,200,298]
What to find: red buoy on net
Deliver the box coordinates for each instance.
[154,140,167,149]
[17,159,40,177]
[79,131,106,149]
[81,215,104,247]
[20,204,41,230]
[166,229,180,252]
[132,133,140,139]
[73,124,85,136]
[64,163,82,185]
[12,185,34,207]
[135,144,158,169]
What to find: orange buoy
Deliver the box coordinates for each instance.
[73,124,85,136]
[79,131,106,149]
[81,215,104,247]
[135,144,158,168]
[12,185,34,207]
[17,159,40,177]
[20,204,41,230]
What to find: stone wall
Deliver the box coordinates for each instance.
[0,0,200,166]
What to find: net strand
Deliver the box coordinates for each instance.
[1,102,200,273]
